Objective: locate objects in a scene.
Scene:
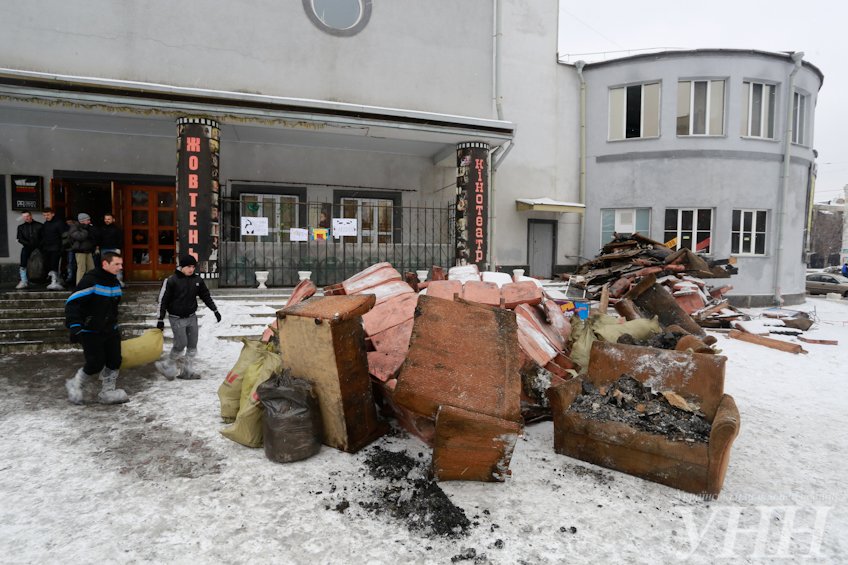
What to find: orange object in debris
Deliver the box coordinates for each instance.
[362,292,417,337]
[462,280,502,306]
[393,295,522,423]
[432,405,522,482]
[367,350,408,382]
[341,262,402,295]
[425,280,463,301]
[515,303,565,351]
[500,281,543,309]
[673,290,706,315]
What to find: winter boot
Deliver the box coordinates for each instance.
[177,354,201,380]
[65,368,92,404]
[154,356,180,381]
[47,270,64,291]
[98,368,129,404]
[16,267,28,289]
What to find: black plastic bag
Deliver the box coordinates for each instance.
[257,370,323,464]
[27,249,46,282]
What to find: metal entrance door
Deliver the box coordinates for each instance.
[120,185,177,281]
[528,219,556,279]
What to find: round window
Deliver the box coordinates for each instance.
[303,0,371,36]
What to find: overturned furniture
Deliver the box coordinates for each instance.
[277,295,387,453]
[391,295,524,482]
[548,341,740,496]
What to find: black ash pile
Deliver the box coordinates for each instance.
[569,375,712,442]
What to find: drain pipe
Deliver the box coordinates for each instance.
[489,0,505,270]
[773,51,804,305]
[575,60,587,268]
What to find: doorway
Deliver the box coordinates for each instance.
[528,219,557,279]
[121,185,177,281]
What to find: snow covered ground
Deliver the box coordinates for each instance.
[1,296,847,564]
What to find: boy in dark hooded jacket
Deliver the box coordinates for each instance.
[155,255,221,379]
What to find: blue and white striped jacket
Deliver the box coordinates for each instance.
[65,268,122,334]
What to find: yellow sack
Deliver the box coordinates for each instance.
[569,314,662,373]
[120,329,164,370]
[220,348,283,447]
[217,340,274,423]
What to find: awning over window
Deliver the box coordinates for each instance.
[515,197,585,214]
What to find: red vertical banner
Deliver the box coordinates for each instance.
[176,117,220,279]
[455,142,490,269]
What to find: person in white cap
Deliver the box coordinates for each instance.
[154,254,221,380]
[68,212,98,285]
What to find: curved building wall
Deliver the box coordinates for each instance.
[581,51,822,305]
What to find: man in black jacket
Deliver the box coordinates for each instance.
[155,255,221,380]
[40,208,68,290]
[98,212,125,287]
[15,211,42,289]
[69,212,98,284]
[64,252,128,405]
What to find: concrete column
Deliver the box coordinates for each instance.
[455,141,490,269]
[176,117,220,281]
[842,185,848,264]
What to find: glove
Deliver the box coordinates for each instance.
[214,311,222,323]
[156,320,165,331]
[69,326,83,343]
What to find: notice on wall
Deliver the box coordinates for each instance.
[241,216,269,236]
[332,218,357,237]
[289,228,308,242]
[11,176,43,212]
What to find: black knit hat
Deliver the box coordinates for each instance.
[179,255,198,268]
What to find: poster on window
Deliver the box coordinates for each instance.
[332,218,357,237]
[289,228,308,242]
[241,216,269,236]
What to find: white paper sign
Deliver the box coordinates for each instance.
[240,216,268,236]
[332,218,357,237]
[289,228,308,242]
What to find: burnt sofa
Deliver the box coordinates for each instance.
[548,341,740,496]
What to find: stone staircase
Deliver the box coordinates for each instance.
[0,285,295,354]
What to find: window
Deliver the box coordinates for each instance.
[240,193,299,242]
[792,92,808,145]
[731,209,767,255]
[608,82,661,140]
[664,208,713,254]
[340,197,393,244]
[303,0,372,36]
[741,81,776,139]
[677,80,725,135]
[601,208,651,245]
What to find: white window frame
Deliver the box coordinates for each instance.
[608,82,661,141]
[677,79,725,136]
[239,192,300,243]
[664,208,714,254]
[792,91,809,146]
[600,208,651,246]
[742,81,777,139]
[340,196,394,244]
[731,209,768,256]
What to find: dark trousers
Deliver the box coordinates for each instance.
[20,246,34,269]
[80,331,122,375]
[42,249,62,273]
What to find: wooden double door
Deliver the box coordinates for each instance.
[121,185,177,281]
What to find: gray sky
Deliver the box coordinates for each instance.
[558,0,845,203]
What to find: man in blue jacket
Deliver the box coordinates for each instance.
[64,252,128,405]
[155,255,221,380]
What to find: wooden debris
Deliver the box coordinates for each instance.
[728,329,807,354]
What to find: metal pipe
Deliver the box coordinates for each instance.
[575,60,587,269]
[489,0,505,269]
[773,51,804,305]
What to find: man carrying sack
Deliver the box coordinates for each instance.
[64,252,128,405]
[155,255,221,380]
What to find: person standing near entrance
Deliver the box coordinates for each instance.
[154,255,221,380]
[64,252,128,405]
[40,208,68,290]
[15,211,42,289]
[69,212,98,284]
[98,213,125,287]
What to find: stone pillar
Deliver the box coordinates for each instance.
[842,185,848,264]
[176,117,220,281]
[455,141,490,269]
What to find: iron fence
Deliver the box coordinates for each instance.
[219,198,455,287]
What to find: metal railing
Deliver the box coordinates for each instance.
[219,199,455,287]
